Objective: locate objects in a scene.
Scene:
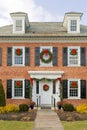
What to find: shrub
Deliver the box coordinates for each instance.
[63,103,75,111]
[0,81,6,106]
[19,104,29,112]
[0,107,5,113]
[5,104,19,113]
[76,104,87,113]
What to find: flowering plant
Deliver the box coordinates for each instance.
[40,49,52,63]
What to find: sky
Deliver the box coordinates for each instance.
[0,0,87,27]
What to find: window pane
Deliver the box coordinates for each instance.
[14,80,23,97]
[69,81,78,97]
[68,48,80,66]
[53,81,56,94]
[16,20,22,31]
[36,81,39,94]
[70,20,77,31]
[14,48,23,65]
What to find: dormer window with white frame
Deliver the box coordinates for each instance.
[70,20,77,32]
[63,12,83,34]
[13,18,25,33]
[10,12,29,34]
[68,18,80,33]
[15,20,22,31]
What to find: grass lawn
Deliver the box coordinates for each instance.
[0,120,34,130]
[62,120,87,130]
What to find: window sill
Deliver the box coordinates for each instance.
[68,97,80,99]
[12,97,25,99]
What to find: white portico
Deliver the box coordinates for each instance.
[28,71,64,108]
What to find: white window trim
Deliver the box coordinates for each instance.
[68,79,81,99]
[68,17,80,33]
[12,78,25,99]
[68,46,80,66]
[40,46,53,67]
[12,46,25,66]
[13,18,25,34]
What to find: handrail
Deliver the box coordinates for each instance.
[36,95,41,107]
[51,96,56,108]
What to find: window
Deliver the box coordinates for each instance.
[70,20,77,32]
[12,79,24,99]
[13,47,25,66]
[68,79,80,99]
[68,46,80,66]
[36,81,39,94]
[40,46,52,66]
[16,20,22,31]
[53,80,56,94]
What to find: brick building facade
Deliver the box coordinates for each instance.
[0,12,87,107]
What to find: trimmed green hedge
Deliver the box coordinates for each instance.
[19,104,29,112]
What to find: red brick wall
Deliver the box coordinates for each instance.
[0,42,87,105]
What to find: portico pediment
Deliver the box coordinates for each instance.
[28,71,64,79]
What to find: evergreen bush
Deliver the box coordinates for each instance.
[19,104,29,112]
[63,103,75,111]
[0,81,6,106]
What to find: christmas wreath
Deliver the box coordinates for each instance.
[70,49,77,55]
[15,48,22,56]
[40,49,52,63]
[16,81,21,87]
[71,81,78,88]
[43,84,49,91]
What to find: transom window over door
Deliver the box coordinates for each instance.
[13,47,25,66]
[68,46,80,66]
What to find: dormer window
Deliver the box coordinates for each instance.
[70,20,77,32]
[16,20,22,31]
[63,12,83,34]
[10,12,29,34]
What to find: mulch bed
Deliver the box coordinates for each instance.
[0,110,37,121]
[56,110,87,121]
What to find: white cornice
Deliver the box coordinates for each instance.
[28,71,64,79]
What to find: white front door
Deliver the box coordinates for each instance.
[40,81,52,105]
[32,79,61,107]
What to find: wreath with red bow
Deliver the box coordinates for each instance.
[70,49,77,55]
[43,84,49,91]
[16,81,21,87]
[15,48,22,56]
[40,49,52,63]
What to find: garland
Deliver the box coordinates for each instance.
[43,84,49,91]
[30,77,61,83]
[16,48,22,56]
[40,49,52,63]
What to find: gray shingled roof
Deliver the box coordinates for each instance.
[0,22,87,37]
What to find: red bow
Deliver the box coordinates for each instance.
[30,78,33,85]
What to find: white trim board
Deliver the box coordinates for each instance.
[28,71,64,79]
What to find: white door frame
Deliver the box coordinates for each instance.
[28,71,64,106]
